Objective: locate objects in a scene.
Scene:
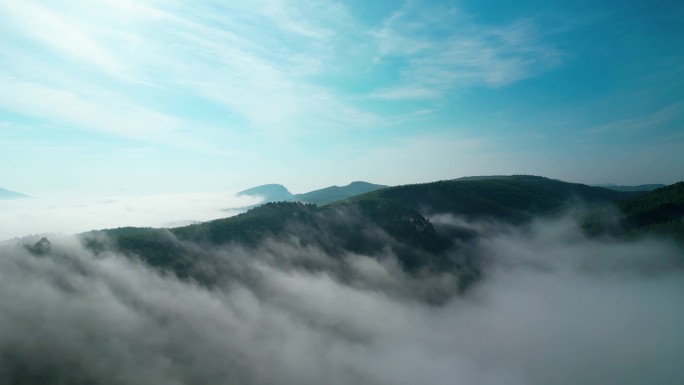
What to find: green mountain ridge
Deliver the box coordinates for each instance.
[345,175,639,222]
[237,181,388,205]
[618,182,684,239]
[76,175,684,289]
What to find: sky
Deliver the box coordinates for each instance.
[1,0,683,195]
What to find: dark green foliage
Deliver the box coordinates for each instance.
[82,200,453,280]
[24,237,51,256]
[618,182,684,239]
[82,227,194,278]
[174,202,317,246]
[345,175,635,222]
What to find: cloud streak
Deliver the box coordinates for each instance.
[370,7,563,99]
[0,0,563,143]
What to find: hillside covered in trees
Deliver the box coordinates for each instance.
[618,182,684,239]
[78,176,684,289]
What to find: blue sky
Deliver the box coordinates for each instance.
[1,0,682,195]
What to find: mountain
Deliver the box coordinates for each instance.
[345,175,637,222]
[236,184,295,202]
[80,175,643,285]
[0,187,29,200]
[237,181,387,205]
[77,175,684,295]
[295,181,387,204]
[593,183,665,192]
[618,181,684,239]
[81,200,459,287]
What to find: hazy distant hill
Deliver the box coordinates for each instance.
[593,183,665,192]
[237,181,387,205]
[0,187,29,200]
[236,184,295,202]
[295,181,387,204]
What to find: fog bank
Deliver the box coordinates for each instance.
[0,192,260,241]
[0,214,682,384]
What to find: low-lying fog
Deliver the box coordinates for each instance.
[0,212,682,385]
[0,192,261,241]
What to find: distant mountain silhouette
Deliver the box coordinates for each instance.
[236,184,295,202]
[295,181,387,204]
[593,183,665,192]
[0,187,29,200]
[237,181,387,205]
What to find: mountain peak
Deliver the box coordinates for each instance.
[237,184,294,202]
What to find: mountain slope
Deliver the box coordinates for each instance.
[81,200,459,286]
[344,175,636,222]
[78,175,675,291]
[593,183,665,192]
[618,182,684,238]
[295,181,387,204]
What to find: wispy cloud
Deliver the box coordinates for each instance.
[587,103,684,134]
[0,0,378,142]
[0,77,209,148]
[370,6,564,99]
[369,86,441,101]
[0,0,563,144]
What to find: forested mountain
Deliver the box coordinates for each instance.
[618,182,684,239]
[593,183,665,192]
[78,175,680,290]
[294,181,387,204]
[346,175,637,222]
[0,187,29,200]
[81,199,459,286]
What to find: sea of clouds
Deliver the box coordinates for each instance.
[0,211,681,385]
[0,192,261,241]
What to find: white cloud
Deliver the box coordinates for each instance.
[587,103,684,134]
[0,0,382,139]
[0,0,563,144]
[0,78,210,148]
[370,8,563,98]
